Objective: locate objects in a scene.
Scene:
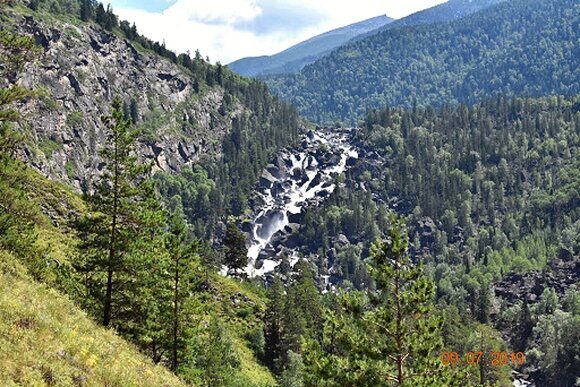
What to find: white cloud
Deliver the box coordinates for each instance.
[165,0,261,25]
[110,0,447,64]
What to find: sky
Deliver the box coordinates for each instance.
[108,0,448,64]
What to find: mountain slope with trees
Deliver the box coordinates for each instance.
[228,15,393,77]
[1,0,578,386]
[4,0,301,239]
[265,95,579,385]
[0,1,282,385]
[267,0,580,123]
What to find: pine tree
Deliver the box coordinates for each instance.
[304,215,466,386]
[165,207,201,371]
[280,350,304,387]
[264,276,285,372]
[477,282,491,324]
[75,97,154,327]
[366,215,447,385]
[180,315,240,386]
[0,30,40,261]
[286,260,322,343]
[79,0,93,22]
[224,217,248,278]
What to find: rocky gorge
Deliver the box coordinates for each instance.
[244,127,358,278]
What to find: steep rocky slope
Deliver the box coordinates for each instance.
[6,6,257,190]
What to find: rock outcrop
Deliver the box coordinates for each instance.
[494,255,579,304]
[11,13,243,190]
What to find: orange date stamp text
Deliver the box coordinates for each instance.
[440,351,525,367]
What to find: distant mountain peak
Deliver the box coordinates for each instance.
[228,15,394,77]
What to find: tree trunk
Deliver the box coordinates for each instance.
[103,131,120,327]
[171,253,180,371]
[395,255,404,385]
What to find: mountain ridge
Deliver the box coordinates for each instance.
[229,0,508,78]
[228,15,393,77]
[266,0,579,123]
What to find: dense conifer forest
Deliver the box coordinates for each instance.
[267,0,579,123]
[291,96,579,385]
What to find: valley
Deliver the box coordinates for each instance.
[0,0,578,386]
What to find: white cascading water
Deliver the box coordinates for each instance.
[245,129,358,277]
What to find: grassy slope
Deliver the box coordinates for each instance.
[0,159,183,385]
[210,275,277,386]
[0,158,276,385]
[2,3,278,384]
[0,250,185,387]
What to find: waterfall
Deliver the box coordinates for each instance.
[244,128,358,277]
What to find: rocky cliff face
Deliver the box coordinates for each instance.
[11,12,242,190]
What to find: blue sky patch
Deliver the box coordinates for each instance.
[108,0,177,13]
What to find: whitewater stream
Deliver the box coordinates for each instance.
[244,128,358,277]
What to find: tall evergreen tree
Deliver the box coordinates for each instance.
[165,207,202,371]
[264,276,285,372]
[0,30,39,262]
[283,260,322,357]
[75,97,156,327]
[224,217,248,278]
[366,215,449,385]
[304,215,465,386]
[79,0,93,22]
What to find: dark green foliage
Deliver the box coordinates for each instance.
[264,277,285,372]
[302,217,466,386]
[74,97,168,334]
[14,0,302,243]
[498,286,580,386]
[0,27,52,284]
[179,315,241,386]
[290,96,578,385]
[268,0,580,123]
[224,218,248,278]
[302,95,577,301]
[279,350,304,387]
[165,207,203,371]
[78,0,91,21]
[0,30,38,126]
[262,262,322,382]
[155,91,300,239]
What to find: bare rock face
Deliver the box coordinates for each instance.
[494,256,580,305]
[11,14,244,190]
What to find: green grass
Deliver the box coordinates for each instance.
[0,250,185,387]
[207,274,278,386]
[37,138,60,158]
[0,158,278,386]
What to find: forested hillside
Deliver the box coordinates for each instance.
[0,0,293,384]
[267,96,579,385]
[231,0,507,79]
[1,0,579,386]
[267,0,579,123]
